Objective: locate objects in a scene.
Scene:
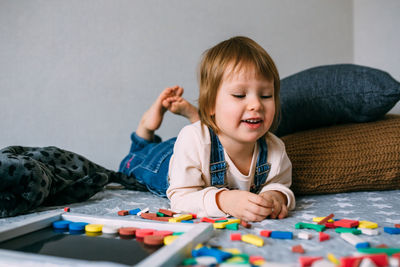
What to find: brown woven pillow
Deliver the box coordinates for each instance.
[282,115,400,195]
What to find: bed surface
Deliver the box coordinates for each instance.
[1,188,399,266]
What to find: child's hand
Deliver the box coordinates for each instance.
[259,190,288,219]
[216,190,274,222]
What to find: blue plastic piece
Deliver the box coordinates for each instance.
[384,227,400,234]
[181,220,194,223]
[192,247,232,263]
[129,208,141,215]
[270,231,293,239]
[355,242,370,249]
[52,220,72,230]
[69,222,89,231]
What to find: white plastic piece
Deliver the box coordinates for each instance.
[311,259,335,267]
[137,207,149,216]
[360,228,379,236]
[359,258,377,267]
[195,256,218,265]
[298,231,312,240]
[101,225,119,234]
[389,257,400,267]
[340,233,368,248]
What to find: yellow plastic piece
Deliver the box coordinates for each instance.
[253,259,266,266]
[222,248,242,255]
[313,217,334,223]
[241,234,264,247]
[225,256,248,264]
[358,220,378,229]
[327,253,340,265]
[85,232,101,237]
[164,235,179,245]
[85,224,103,233]
[194,243,204,250]
[168,214,193,223]
[213,218,241,229]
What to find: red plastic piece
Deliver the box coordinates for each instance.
[250,255,265,264]
[317,213,334,225]
[319,232,330,242]
[63,207,70,212]
[299,256,323,267]
[333,219,359,228]
[340,254,388,267]
[200,217,227,223]
[117,210,129,216]
[324,222,337,228]
[230,233,241,241]
[240,220,252,228]
[260,230,272,237]
[395,224,400,228]
[292,244,305,254]
[158,208,175,217]
[135,228,155,238]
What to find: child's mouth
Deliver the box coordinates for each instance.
[242,119,263,129]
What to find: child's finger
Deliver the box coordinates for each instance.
[269,199,282,219]
[278,205,288,219]
[249,193,273,208]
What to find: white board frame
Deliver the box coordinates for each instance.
[0,211,213,267]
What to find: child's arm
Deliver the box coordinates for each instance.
[166,124,229,218]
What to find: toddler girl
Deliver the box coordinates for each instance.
[119,36,295,222]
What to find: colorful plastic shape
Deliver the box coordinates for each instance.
[270,231,293,239]
[241,234,264,247]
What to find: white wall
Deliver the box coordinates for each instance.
[0,0,394,170]
[353,0,400,114]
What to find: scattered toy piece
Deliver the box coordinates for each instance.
[324,222,337,229]
[319,232,330,242]
[117,210,129,216]
[144,235,164,246]
[295,222,325,232]
[270,231,293,239]
[226,223,239,230]
[395,224,400,228]
[164,235,179,245]
[316,213,335,225]
[298,256,323,267]
[192,247,233,263]
[260,230,272,237]
[298,232,312,240]
[158,208,175,217]
[169,214,193,223]
[135,228,155,238]
[153,230,174,237]
[129,208,141,215]
[102,225,119,234]
[241,234,264,247]
[118,227,138,236]
[358,220,378,229]
[137,207,149,216]
[200,217,227,223]
[292,244,305,254]
[327,253,340,266]
[63,207,70,212]
[52,220,72,230]
[214,219,241,229]
[340,233,369,249]
[240,220,252,228]
[360,228,379,236]
[230,233,242,241]
[357,247,400,256]
[384,227,400,234]
[68,222,88,231]
[334,219,359,228]
[335,227,362,235]
[85,224,103,233]
[249,255,265,265]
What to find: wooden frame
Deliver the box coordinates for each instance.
[0,211,213,266]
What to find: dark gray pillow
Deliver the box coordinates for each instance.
[275,64,400,137]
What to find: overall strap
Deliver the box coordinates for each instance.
[208,128,228,188]
[251,137,271,194]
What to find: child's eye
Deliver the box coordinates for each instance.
[232,94,245,98]
[261,95,273,99]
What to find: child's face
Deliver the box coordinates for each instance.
[212,63,275,146]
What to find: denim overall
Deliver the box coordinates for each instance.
[119,128,271,196]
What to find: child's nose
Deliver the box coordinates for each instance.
[248,96,262,110]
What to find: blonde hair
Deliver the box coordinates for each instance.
[198,36,280,133]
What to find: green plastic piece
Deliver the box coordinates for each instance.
[215,219,228,223]
[173,232,184,236]
[226,223,239,230]
[182,258,197,265]
[226,253,250,264]
[335,227,361,234]
[357,247,400,256]
[156,212,165,217]
[295,222,325,232]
